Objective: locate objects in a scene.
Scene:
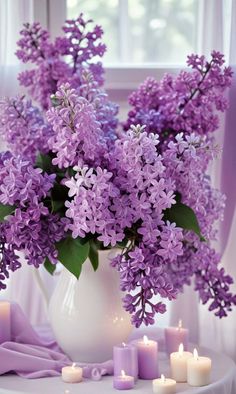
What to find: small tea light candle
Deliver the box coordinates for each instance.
[165,319,189,355]
[113,370,135,390]
[170,343,192,382]
[153,374,176,394]
[61,363,83,383]
[113,342,138,380]
[137,335,159,379]
[187,349,211,386]
[0,301,11,344]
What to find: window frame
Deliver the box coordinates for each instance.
[34,0,196,97]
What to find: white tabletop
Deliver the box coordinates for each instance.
[0,347,236,394]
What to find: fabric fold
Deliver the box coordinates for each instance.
[0,302,114,379]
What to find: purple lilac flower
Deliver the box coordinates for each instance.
[124,52,233,149]
[47,83,108,169]
[0,96,52,163]
[78,71,118,138]
[0,155,55,207]
[5,205,65,267]
[1,33,235,328]
[113,244,177,327]
[161,132,235,318]
[16,15,106,109]
[0,153,65,274]
[63,125,184,326]
[0,223,21,290]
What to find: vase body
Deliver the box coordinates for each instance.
[48,249,132,362]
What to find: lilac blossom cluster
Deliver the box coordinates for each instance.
[47,83,110,169]
[161,133,236,317]
[0,15,235,326]
[122,52,236,321]
[124,51,233,149]
[64,124,184,326]
[0,152,65,289]
[0,96,52,162]
[16,15,106,109]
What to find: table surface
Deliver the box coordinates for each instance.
[0,346,236,394]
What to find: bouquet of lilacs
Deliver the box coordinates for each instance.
[0,16,235,328]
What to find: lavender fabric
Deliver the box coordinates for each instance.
[0,303,113,379]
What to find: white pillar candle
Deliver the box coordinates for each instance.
[170,343,192,382]
[62,363,83,383]
[153,374,176,394]
[187,349,211,386]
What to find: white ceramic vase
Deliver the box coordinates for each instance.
[48,249,132,362]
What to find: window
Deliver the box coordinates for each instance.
[67,0,199,65]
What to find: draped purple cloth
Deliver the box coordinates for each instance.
[0,303,113,379]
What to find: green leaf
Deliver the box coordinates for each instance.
[51,182,69,202]
[44,257,56,275]
[89,240,99,271]
[175,191,182,204]
[51,199,65,213]
[163,202,205,241]
[56,236,90,279]
[0,204,15,221]
[116,238,129,249]
[50,95,61,107]
[36,153,52,173]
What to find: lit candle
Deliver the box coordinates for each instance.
[153,374,176,394]
[61,363,83,383]
[187,348,211,386]
[170,343,192,382]
[136,335,159,379]
[0,301,11,344]
[165,320,189,355]
[113,342,138,380]
[113,369,135,390]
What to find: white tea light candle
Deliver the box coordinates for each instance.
[187,349,211,386]
[153,374,176,394]
[170,343,192,382]
[61,363,83,383]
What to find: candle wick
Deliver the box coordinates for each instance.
[161,374,165,383]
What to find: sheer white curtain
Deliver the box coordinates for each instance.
[0,0,34,96]
[0,0,51,324]
[170,0,236,361]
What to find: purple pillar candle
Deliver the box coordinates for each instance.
[0,301,11,344]
[113,343,138,380]
[165,320,189,355]
[136,335,159,380]
[113,370,135,390]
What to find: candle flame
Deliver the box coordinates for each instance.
[121,370,126,377]
[179,343,184,356]
[161,374,165,383]
[72,363,77,369]
[194,348,199,360]
[122,342,126,347]
[143,335,149,345]
[178,319,182,329]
